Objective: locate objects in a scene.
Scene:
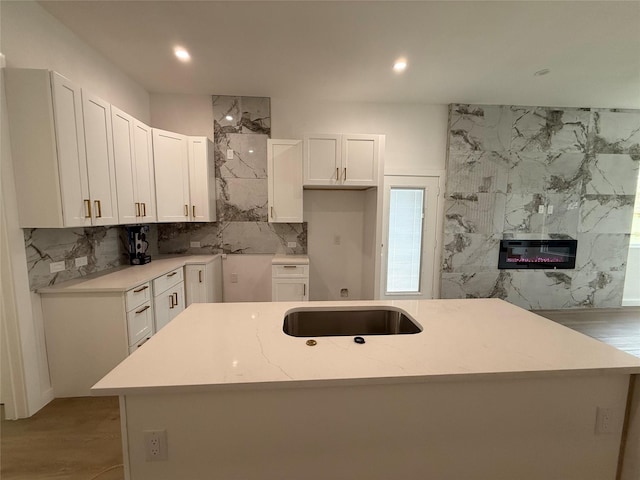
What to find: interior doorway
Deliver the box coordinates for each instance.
[380,175,443,300]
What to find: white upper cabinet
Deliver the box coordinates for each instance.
[188,137,216,222]
[268,139,303,223]
[4,69,123,227]
[5,69,87,227]
[82,91,119,225]
[303,133,381,187]
[112,107,156,224]
[152,128,190,223]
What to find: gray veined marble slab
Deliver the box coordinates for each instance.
[507,151,585,194]
[570,270,626,308]
[440,272,502,299]
[240,97,271,135]
[216,178,268,222]
[445,193,506,234]
[578,194,636,233]
[502,271,574,310]
[448,105,512,153]
[503,193,545,233]
[213,96,242,134]
[157,223,223,255]
[511,107,590,153]
[584,153,640,195]
[575,233,630,272]
[219,133,268,179]
[442,233,501,273]
[590,110,640,156]
[220,222,306,255]
[534,192,580,236]
[446,151,509,193]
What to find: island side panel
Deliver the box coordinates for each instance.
[621,375,640,480]
[122,374,630,480]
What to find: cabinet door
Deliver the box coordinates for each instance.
[153,129,190,222]
[154,282,185,332]
[272,278,308,301]
[303,134,341,186]
[133,120,157,222]
[342,134,379,186]
[168,284,186,322]
[82,91,119,225]
[185,264,207,306]
[50,72,91,226]
[111,106,138,224]
[268,140,303,223]
[188,137,215,222]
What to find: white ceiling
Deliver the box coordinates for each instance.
[38,1,640,108]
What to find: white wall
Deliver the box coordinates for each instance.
[271,98,449,172]
[0,0,151,416]
[222,255,272,303]
[623,246,640,306]
[0,1,150,121]
[150,93,214,141]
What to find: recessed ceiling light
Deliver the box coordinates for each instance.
[393,59,407,73]
[248,149,254,154]
[174,47,191,62]
[534,68,551,77]
[225,115,233,121]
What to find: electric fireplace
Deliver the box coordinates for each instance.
[498,239,577,269]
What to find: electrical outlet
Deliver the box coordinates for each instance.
[226,149,234,160]
[538,205,545,214]
[340,288,349,298]
[231,273,238,283]
[334,235,341,245]
[595,406,620,434]
[75,256,88,267]
[287,242,297,248]
[49,261,65,273]
[144,430,168,461]
[547,205,554,215]
[190,241,201,248]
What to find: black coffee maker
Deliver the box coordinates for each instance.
[126,225,151,265]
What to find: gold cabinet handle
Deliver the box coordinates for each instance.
[142,202,147,217]
[270,206,274,219]
[169,294,174,309]
[184,204,188,216]
[133,285,148,293]
[303,283,306,296]
[283,265,297,269]
[135,202,141,217]
[192,205,196,218]
[137,337,151,348]
[198,270,203,283]
[84,199,92,218]
[344,167,347,181]
[167,271,177,277]
[336,167,339,181]
[94,200,102,218]
[173,292,178,306]
[135,305,150,314]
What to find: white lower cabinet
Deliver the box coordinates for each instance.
[185,257,223,306]
[153,268,185,332]
[272,260,309,301]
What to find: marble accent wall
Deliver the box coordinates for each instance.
[157,95,307,256]
[442,104,640,309]
[25,226,159,291]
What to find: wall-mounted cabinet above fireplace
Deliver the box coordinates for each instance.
[498,239,577,270]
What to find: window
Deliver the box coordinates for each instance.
[386,188,424,293]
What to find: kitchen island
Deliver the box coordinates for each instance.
[93,299,640,480]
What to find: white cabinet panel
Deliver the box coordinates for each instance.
[303,134,341,186]
[153,128,190,222]
[188,137,216,222]
[82,91,119,225]
[272,279,308,301]
[133,120,156,222]
[268,139,303,223]
[342,134,379,186]
[125,282,151,311]
[126,301,153,346]
[154,281,185,332]
[112,106,137,223]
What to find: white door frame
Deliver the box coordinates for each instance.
[379,174,444,300]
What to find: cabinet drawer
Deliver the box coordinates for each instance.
[272,265,309,278]
[153,267,184,296]
[125,282,151,312]
[129,334,152,355]
[127,300,153,346]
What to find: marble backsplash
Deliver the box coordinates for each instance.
[25,95,306,290]
[442,104,640,309]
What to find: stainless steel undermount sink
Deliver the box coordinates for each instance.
[283,307,422,337]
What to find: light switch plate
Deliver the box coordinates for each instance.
[226,149,234,160]
[49,261,65,273]
[538,205,545,214]
[287,242,297,248]
[230,273,238,283]
[190,241,201,248]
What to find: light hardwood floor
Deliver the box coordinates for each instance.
[2,306,639,479]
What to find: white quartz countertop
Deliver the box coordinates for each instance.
[92,299,640,396]
[272,254,309,265]
[37,255,220,294]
